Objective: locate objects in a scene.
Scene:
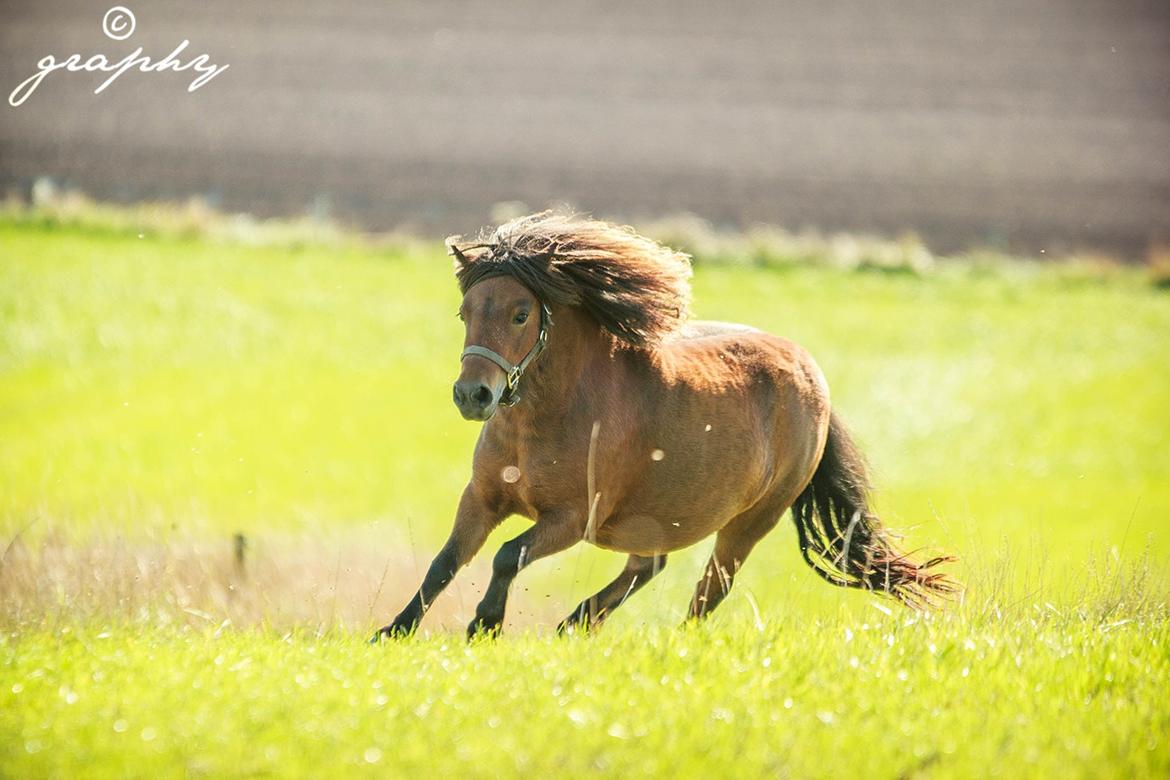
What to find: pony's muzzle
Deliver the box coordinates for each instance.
[453,379,497,420]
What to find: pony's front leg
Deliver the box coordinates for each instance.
[372,485,501,641]
[468,511,583,639]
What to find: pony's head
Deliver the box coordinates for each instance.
[448,211,693,420]
[452,274,547,420]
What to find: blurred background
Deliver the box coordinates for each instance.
[3,0,1169,257]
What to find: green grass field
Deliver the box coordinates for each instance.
[2,216,1168,777]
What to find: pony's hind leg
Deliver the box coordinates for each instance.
[557,553,667,634]
[687,492,795,620]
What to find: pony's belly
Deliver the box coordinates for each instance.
[592,511,729,556]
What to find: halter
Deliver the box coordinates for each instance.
[460,302,553,407]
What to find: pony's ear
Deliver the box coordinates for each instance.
[446,236,470,271]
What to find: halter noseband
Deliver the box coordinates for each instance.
[460,302,553,407]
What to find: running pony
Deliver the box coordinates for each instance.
[374,212,955,640]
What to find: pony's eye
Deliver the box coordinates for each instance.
[456,311,465,322]
[513,310,529,325]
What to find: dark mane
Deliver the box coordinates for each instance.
[448,211,692,348]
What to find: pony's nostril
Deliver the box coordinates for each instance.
[472,385,492,406]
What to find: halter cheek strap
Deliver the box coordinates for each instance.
[460,303,552,407]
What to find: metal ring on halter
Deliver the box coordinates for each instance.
[460,303,552,407]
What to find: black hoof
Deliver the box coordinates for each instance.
[370,623,415,643]
[557,603,593,636]
[466,617,501,641]
[556,618,596,637]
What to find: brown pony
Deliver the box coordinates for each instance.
[374,212,956,640]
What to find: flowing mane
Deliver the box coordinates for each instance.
[448,212,692,347]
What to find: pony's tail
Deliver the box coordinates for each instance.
[792,412,959,609]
